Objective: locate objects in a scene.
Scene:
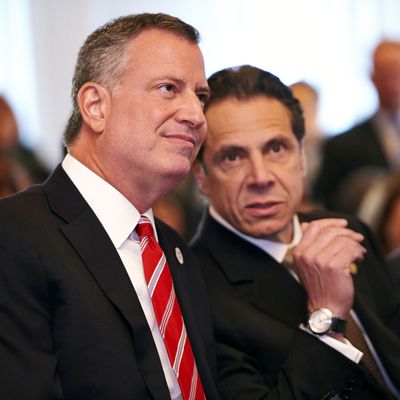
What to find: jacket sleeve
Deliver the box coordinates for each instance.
[215,331,368,400]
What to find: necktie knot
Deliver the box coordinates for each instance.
[283,247,294,267]
[136,216,154,240]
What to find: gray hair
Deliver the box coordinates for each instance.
[64,13,200,146]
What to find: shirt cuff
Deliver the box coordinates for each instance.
[300,324,363,363]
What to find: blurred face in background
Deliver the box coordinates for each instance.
[0,97,19,150]
[290,82,319,145]
[383,195,400,254]
[372,41,400,113]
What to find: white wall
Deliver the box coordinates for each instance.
[1,0,400,168]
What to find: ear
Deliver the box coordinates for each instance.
[193,160,210,196]
[77,82,109,133]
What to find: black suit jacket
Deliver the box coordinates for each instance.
[0,166,220,400]
[314,118,390,210]
[191,210,400,399]
[387,251,400,296]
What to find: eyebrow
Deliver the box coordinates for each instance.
[196,85,211,96]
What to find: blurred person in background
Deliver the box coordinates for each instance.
[368,173,400,256]
[0,95,49,183]
[336,170,400,257]
[0,153,31,197]
[314,39,400,211]
[153,172,206,241]
[355,172,400,291]
[153,191,187,236]
[290,81,323,210]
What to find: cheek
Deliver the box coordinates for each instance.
[209,175,242,206]
[199,124,208,142]
[281,169,304,201]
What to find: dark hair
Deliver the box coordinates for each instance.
[198,65,305,160]
[64,13,200,146]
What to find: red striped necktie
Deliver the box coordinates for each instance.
[136,215,206,400]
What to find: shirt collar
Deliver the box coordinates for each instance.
[62,153,156,248]
[209,205,302,263]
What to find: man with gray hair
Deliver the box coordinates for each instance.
[0,13,219,400]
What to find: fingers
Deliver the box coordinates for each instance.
[300,219,364,247]
[297,219,365,267]
[295,234,365,273]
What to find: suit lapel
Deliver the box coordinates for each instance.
[44,166,170,399]
[251,260,308,327]
[200,215,307,328]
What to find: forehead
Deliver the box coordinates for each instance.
[125,29,207,83]
[205,96,293,146]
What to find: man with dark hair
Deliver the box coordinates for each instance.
[191,65,400,399]
[0,13,220,400]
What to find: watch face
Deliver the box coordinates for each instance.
[308,308,333,334]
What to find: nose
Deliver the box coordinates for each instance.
[176,91,206,129]
[247,154,274,188]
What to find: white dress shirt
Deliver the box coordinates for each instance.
[62,154,182,400]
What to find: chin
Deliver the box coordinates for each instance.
[243,221,284,240]
[164,163,191,183]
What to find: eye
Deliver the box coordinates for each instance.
[265,138,292,162]
[160,84,176,93]
[223,152,238,162]
[216,147,248,171]
[197,92,210,107]
[219,150,245,167]
[270,142,283,153]
[218,151,242,171]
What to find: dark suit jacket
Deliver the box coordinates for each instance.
[314,118,390,211]
[191,210,400,399]
[387,250,400,297]
[0,166,220,400]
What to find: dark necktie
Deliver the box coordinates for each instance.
[136,215,206,400]
[345,313,395,399]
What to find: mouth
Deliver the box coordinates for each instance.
[244,200,283,216]
[163,133,196,147]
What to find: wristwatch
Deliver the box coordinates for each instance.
[307,308,347,335]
